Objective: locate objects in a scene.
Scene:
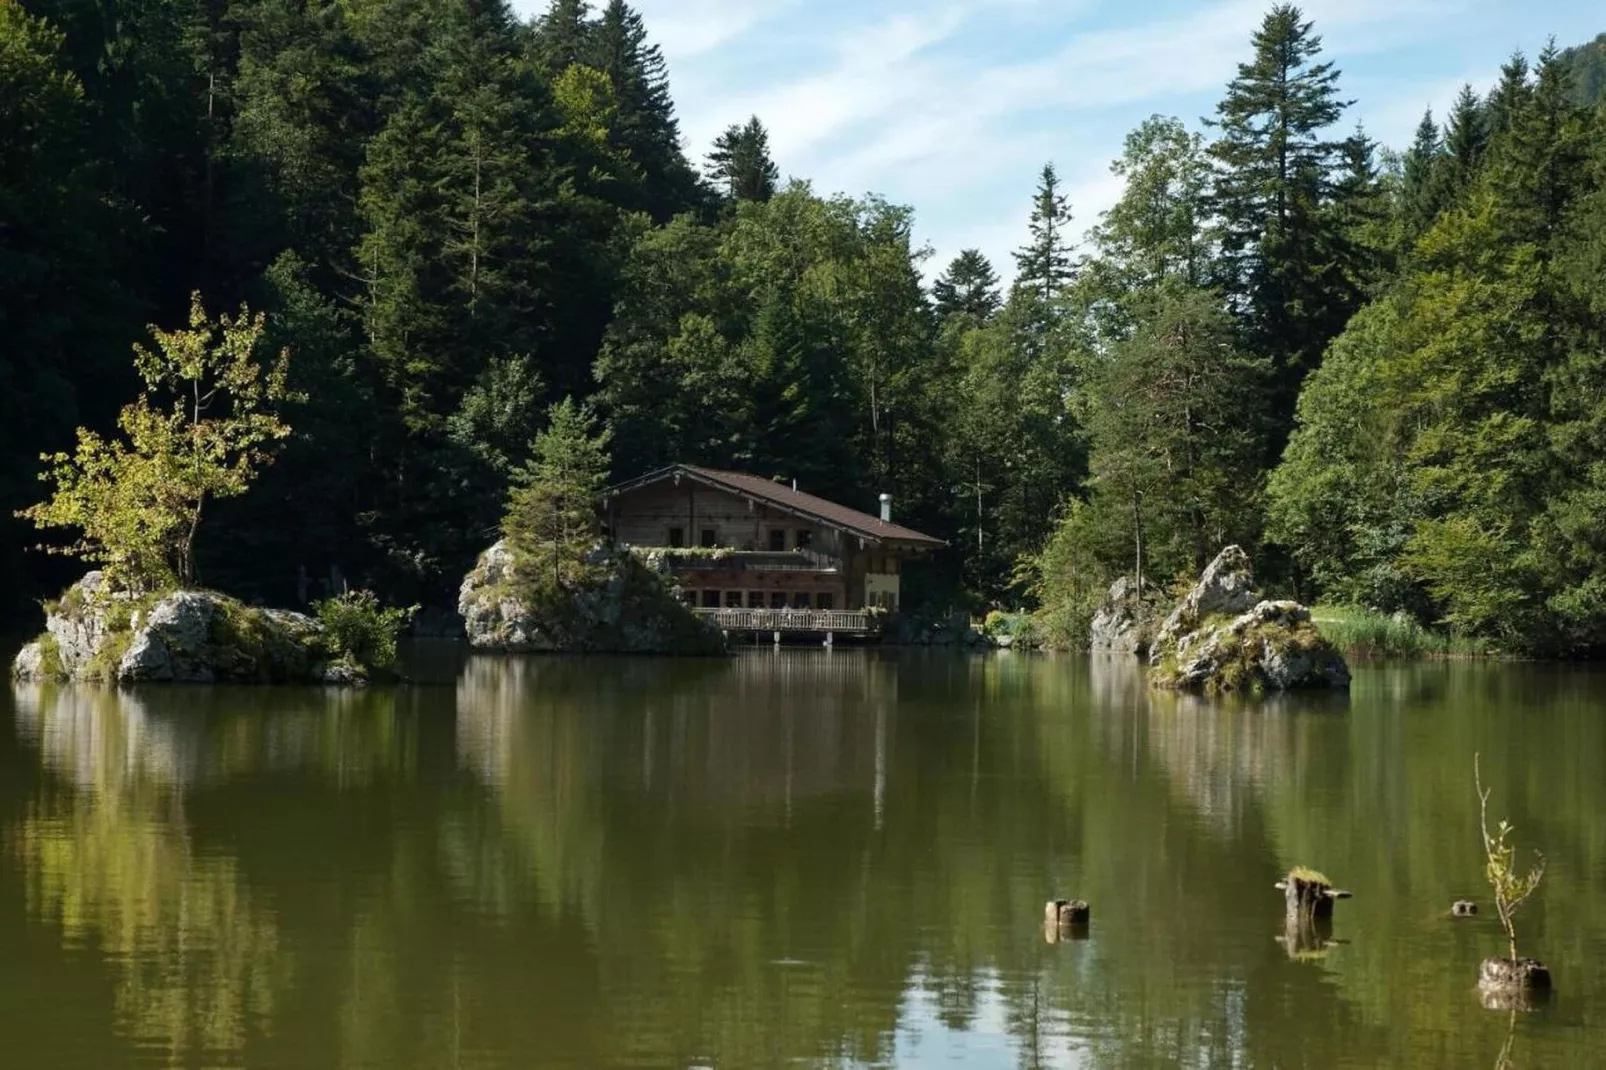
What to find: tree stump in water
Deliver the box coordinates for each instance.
[1275,871,1351,923]
[1479,957,1551,993]
[1044,899,1090,927]
[1451,900,1479,917]
[1042,899,1090,944]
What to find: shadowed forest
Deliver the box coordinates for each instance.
[4,1,1606,654]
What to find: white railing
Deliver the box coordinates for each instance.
[694,608,874,634]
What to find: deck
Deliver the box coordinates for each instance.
[695,608,876,636]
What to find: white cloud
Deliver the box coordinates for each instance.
[521,0,1501,281]
[630,0,801,59]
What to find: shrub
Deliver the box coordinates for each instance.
[1475,754,1546,966]
[1311,604,1491,658]
[315,590,416,674]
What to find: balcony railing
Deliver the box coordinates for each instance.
[694,608,875,634]
[633,547,842,573]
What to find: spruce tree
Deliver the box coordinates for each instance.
[529,0,592,76]
[589,0,701,219]
[705,116,779,202]
[1442,84,1488,196]
[1013,162,1074,304]
[504,398,611,589]
[1400,109,1446,243]
[1207,4,1359,434]
[932,250,1002,322]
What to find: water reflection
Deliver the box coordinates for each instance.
[9,685,286,1064]
[1,655,1603,1068]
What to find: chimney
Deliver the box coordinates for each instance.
[879,493,892,523]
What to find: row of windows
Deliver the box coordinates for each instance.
[667,526,813,551]
[683,590,836,610]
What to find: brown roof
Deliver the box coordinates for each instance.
[607,464,946,548]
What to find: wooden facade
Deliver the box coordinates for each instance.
[604,465,944,620]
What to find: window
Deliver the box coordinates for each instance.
[817,593,834,611]
[747,591,766,608]
[700,528,717,548]
[679,590,696,606]
[795,530,813,549]
[770,591,788,609]
[725,590,744,608]
[668,527,684,548]
[701,590,720,609]
[769,529,787,552]
[792,592,812,609]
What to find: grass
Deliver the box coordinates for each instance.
[1310,604,1492,659]
[1288,866,1333,886]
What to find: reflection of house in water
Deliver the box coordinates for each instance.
[455,653,899,822]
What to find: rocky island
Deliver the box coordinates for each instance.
[1145,546,1350,692]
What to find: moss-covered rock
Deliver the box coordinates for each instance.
[1150,549,1350,693]
[459,540,726,655]
[11,572,366,685]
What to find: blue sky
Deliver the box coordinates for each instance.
[514,0,1602,280]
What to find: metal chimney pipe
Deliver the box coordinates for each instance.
[879,493,892,523]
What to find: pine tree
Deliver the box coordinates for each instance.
[529,0,592,76]
[1013,162,1074,304]
[932,250,1002,322]
[1442,84,1488,197]
[705,116,779,202]
[1400,109,1446,243]
[1207,4,1359,434]
[504,398,611,589]
[589,0,701,219]
[1486,53,1532,139]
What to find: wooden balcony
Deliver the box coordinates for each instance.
[635,547,842,573]
[695,608,876,635]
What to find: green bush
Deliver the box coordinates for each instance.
[315,590,416,674]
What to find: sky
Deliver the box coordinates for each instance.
[513,0,1604,281]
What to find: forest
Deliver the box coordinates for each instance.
[2,0,1605,655]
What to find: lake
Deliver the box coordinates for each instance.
[2,648,1604,1068]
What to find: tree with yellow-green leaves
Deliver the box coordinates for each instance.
[21,293,294,592]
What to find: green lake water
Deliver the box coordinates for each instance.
[2,648,1604,1068]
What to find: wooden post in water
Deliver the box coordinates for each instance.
[1043,899,1090,944]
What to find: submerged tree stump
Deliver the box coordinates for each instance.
[1043,899,1090,944]
[1044,899,1091,927]
[1275,870,1351,922]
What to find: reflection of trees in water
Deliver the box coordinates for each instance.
[8,658,1602,1069]
[13,682,413,790]
[8,685,287,1063]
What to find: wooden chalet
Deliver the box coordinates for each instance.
[604,465,945,639]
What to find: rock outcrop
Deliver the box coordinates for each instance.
[11,572,359,685]
[458,540,726,655]
[1089,576,1165,655]
[1149,547,1350,692]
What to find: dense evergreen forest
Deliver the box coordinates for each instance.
[3,0,1605,655]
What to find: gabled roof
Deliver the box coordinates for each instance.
[606,464,946,549]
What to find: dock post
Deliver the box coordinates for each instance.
[825,631,834,648]
[773,630,781,647]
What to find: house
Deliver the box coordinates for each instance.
[603,465,944,631]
